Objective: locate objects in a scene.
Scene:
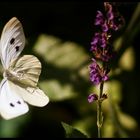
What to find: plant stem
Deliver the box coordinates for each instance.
[97,81,104,138]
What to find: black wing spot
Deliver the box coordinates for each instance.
[10,38,15,44]
[10,103,15,107]
[17,101,21,104]
[15,46,20,52]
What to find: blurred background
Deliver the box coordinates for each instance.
[0,1,140,138]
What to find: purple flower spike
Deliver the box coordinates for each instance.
[89,2,124,106]
[88,93,98,103]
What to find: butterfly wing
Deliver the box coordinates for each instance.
[9,55,42,88]
[0,17,25,69]
[18,87,49,107]
[0,79,29,120]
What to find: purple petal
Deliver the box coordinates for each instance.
[101,44,106,48]
[94,11,105,26]
[91,38,98,45]
[112,24,119,31]
[107,12,114,20]
[95,32,100,37]
[88,93,98,103]
[90,45,97,51]
[102,22,109,32]
[95,18,104,26]
[102,75,108,81]
[96,11,103,18]
[94,77,101,85]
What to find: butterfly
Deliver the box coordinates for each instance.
[0,17,49,120]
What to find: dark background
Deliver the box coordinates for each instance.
[0,1,139,138]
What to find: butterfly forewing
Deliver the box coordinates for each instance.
[0,17,25,69]
[8,55,41,87]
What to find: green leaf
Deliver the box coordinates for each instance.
[118,110,137,130]
[61,122,88,138]
[119,46,135,71]
[33,34,89,69]
[39,80,77,101]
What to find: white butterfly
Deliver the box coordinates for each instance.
[0,17,49,120]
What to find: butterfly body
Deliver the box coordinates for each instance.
[0,17,49,120]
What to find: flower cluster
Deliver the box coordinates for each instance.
[95,3,124,32]
[88,2,124,103]
[91,2,124,62]
[89,58,109,85]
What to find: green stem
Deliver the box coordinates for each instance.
[97,82,104,138]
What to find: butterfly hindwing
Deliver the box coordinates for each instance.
[19,87,49,107]
[0,17,25,69]
[0,79,29,120]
